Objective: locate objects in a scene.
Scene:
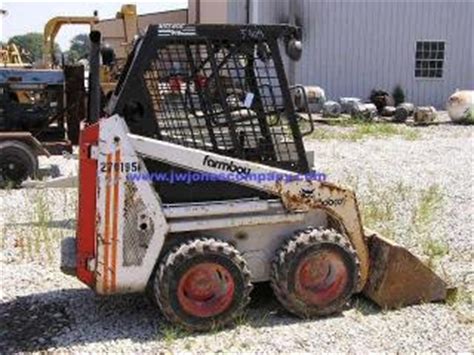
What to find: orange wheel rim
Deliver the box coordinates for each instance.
[177,262,235,318]
[295,250,349,307]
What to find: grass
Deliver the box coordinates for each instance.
[446,286,473,307]
[233,310,272,328]
[160,324,188,346]
[422,238,449,268]
[233,310,251,327]
[411,185,449,267]
[34,192,52,257]
[157,309,271,346]
[2,189,76,263]
[413,185,444,229]
[468,108,474,123]
[0,222,6,251]
[455,108,474,124]
[310,121,421,141]
[353,177,447,267]
[358,178,411,241]
[446,286,474,323]
[362,191,396,239]
[352,297,379,316]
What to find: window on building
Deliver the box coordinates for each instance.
[415,41,445,78]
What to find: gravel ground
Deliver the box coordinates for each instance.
[0,122,472,353]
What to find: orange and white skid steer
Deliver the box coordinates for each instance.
[61,25,448,331]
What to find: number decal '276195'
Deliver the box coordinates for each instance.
[100,161,140,173]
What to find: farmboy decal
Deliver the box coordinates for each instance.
[202,155,252,175]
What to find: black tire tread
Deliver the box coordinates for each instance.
[0,140,38,187]
[154,238,252,331]
[270,228,360,318]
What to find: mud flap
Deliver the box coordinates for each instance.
[362,229,448,308]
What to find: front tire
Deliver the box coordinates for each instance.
[154,238,252,331]
[271,228,360,318]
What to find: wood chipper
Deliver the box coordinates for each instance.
[61,24,448,331]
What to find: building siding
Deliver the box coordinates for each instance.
[95,9,188,59]
[226,0,473,108]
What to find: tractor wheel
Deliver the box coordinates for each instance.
[154,238,252,331]
[0,141,38,188]
[271,228,360,318]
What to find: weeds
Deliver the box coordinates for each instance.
[233,311,251,327]
[352,176,446,266]
[446,286,473,307]
[160,324,188,346]
[33,192,57,261]
[362,199,395,239]
[413,185,443,231]
[422,238,449,268]
[35,192,51,250]
[2,189,76,263]
[352,297,379,316]
[410,185,448,266]
[404,129,420,141]
[233,310,272,328]
[358,178,402,240]
[0,219,6,251]
[455,108,474,125]
[445,286,474,323]
[310,122,420,141]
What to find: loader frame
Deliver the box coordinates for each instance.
[77,115,369,294]
[67,24,448,331]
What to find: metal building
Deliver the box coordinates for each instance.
[188,0,473,108]
[95,8,188,60]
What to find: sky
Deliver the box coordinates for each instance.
[0,0,187,50]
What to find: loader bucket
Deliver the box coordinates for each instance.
[362,229,448,308]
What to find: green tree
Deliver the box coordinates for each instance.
[8,32,43,62]
[8,32,61,64]
[67,33,90,63]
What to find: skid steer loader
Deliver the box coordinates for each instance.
[61,24,448,331]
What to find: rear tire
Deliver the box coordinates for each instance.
[0,141,38,188]
[154,238,252,331]
[271,228,360,318]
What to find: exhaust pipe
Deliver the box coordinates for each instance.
[88,30,101,124]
